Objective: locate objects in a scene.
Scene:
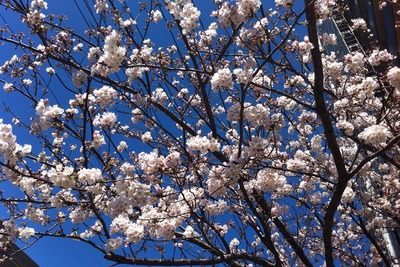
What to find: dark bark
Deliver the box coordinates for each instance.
[304,1,350,266]
[104,252,275,266]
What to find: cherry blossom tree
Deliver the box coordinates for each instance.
[1,0,399,266]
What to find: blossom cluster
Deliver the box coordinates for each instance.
[387,66,400,90]
[1,0,400,266]
[34,99,64,131]
[93,30,126,76]
[368,49,393,66]
[275,0,294,10]
[165,0,201,34]
[351,18,367,31]
[93,112,117,128]
[344,51,365,73]
[138,149,182,175]
[358,125,391,146]
[254,169,291,194]
[210,68,233,91]
[93,86,118,108]
[0,120,31,186]
[187,135,220,154]
[292,36,314,62]
[237,0,262,18]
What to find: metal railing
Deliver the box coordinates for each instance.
[330,10,366,54]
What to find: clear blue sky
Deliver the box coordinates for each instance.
[0,1,215,266]
[0,1,308,266]
[0,2,129,266]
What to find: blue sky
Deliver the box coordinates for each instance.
[0,2,128,266]
[0,1,208,266]
[0,1,310,266]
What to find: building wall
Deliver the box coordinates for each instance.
[319,2,400,265]
[0,243,39,267]
[0,222,39,267]
[342,0,400,62]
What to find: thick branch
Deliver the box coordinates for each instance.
[354,215,393,267]
[256,195,313,267]
[304,1,350,266]
[349,134,400,177]
[104,252,275,267]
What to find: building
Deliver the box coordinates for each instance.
[321,0,400,64]
[0,243,40,267]
[0,221,39,267]
[342,0,400,61]
[320,1,400,265]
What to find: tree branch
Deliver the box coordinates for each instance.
[304,1,350,266]
[104,252,275,267]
